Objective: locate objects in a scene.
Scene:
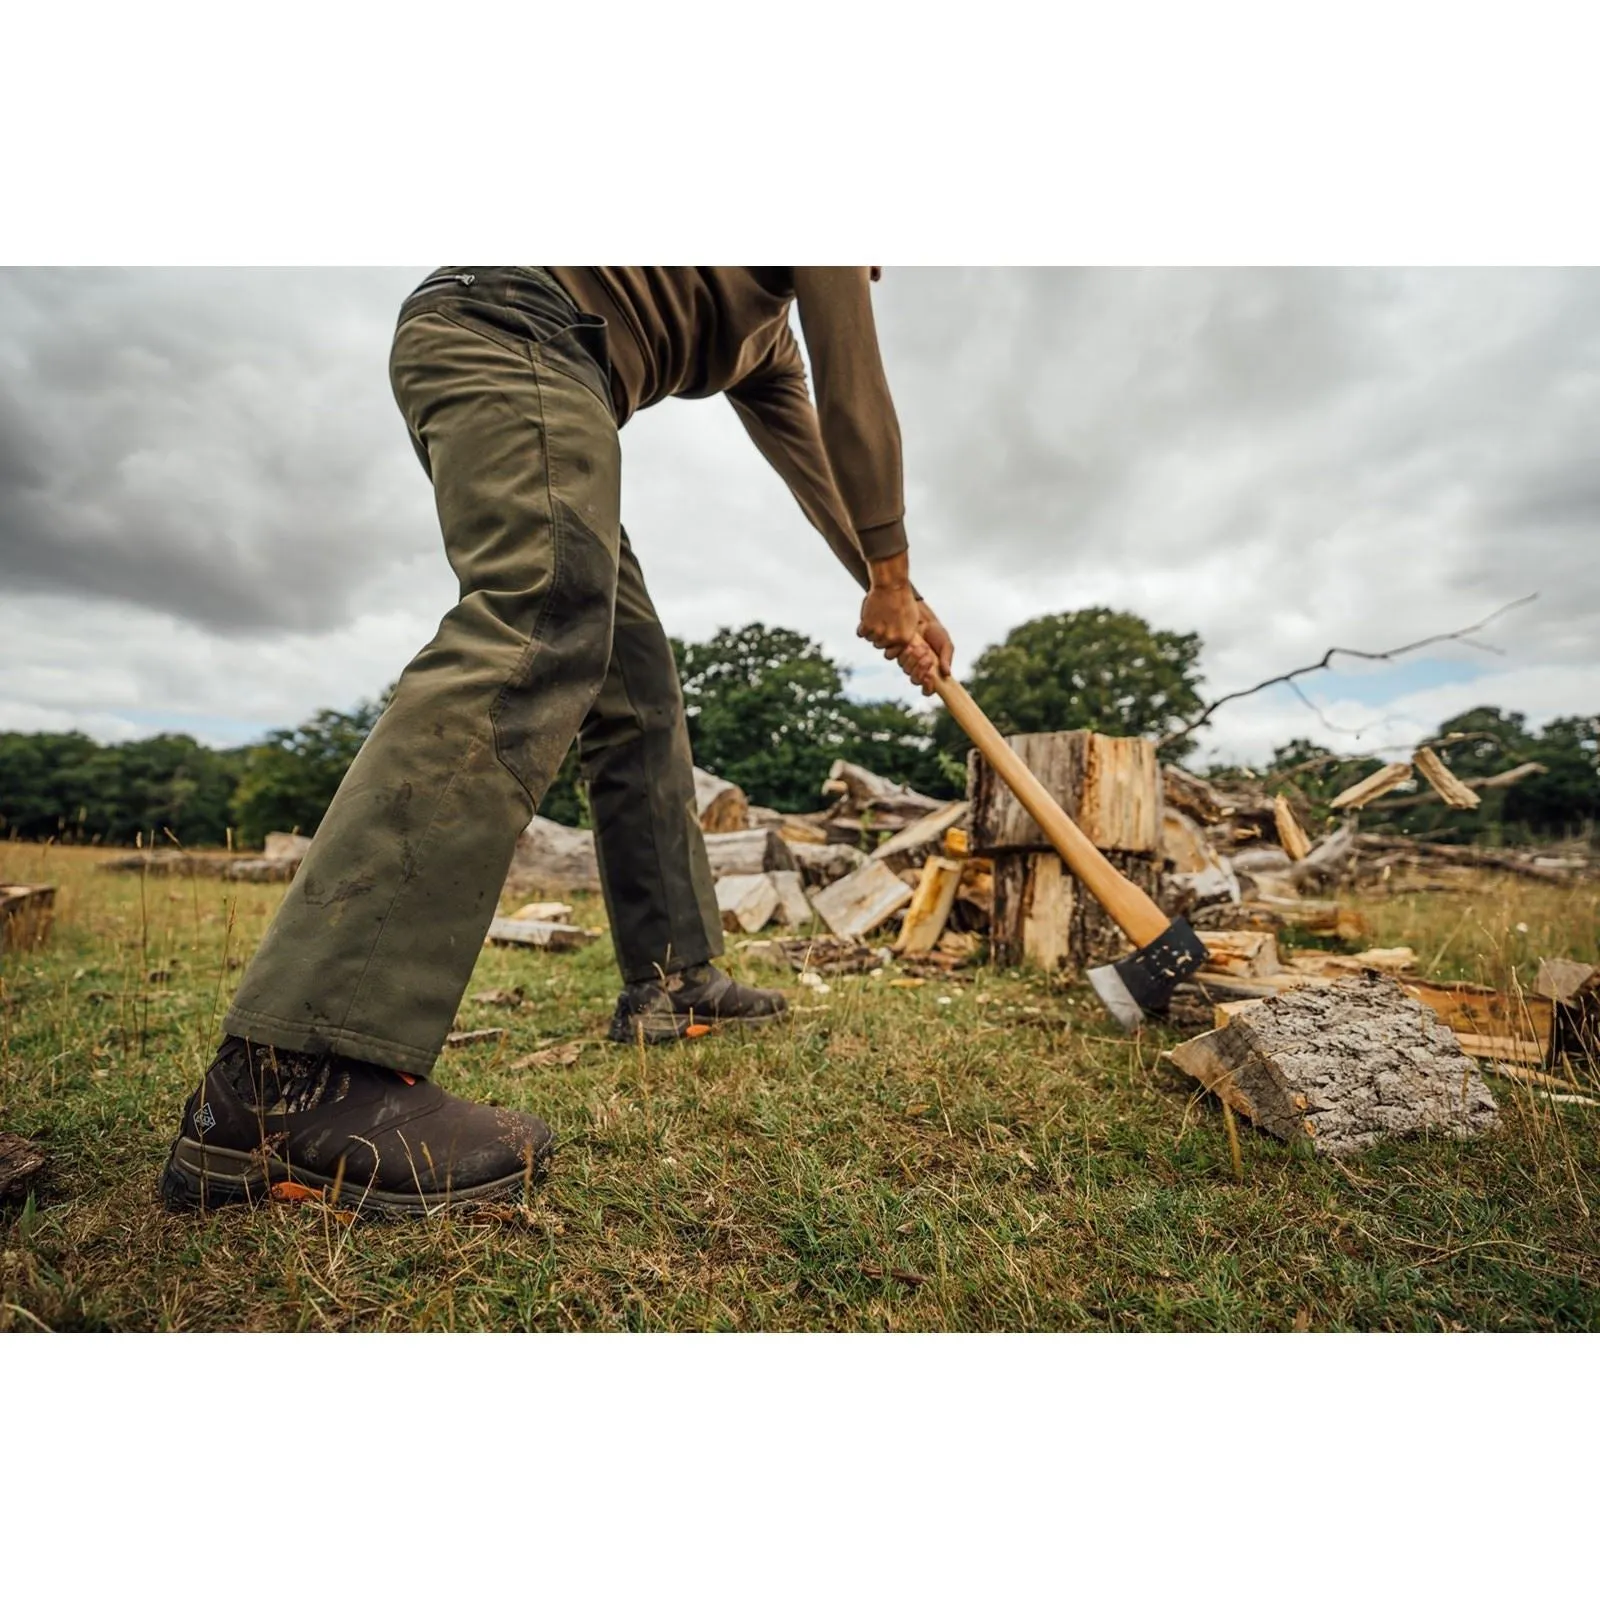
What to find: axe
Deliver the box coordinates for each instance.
[931,671,1207,1029]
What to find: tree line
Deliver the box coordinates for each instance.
[2,609,1594,848]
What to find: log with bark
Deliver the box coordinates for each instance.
[821,761,946,833]
[1169,975,1500,1155]
[790,840,869,888]
[702,828,797,879]
[969,731,1161,855]
[485,917,599,952]
[693,767,751,833]
[869,799,971,871]
[508,814,602,894]
[0,885,56,954]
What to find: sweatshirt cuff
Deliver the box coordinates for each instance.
[857,517,908,563]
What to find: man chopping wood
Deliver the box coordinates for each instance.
[161,265,954,1215]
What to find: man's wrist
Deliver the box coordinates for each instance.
[868,551,912,591]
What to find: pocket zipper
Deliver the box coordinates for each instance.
[413,272,477,296]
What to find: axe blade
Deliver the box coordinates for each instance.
[1087,916,1209,1031]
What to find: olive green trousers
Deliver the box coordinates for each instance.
[225,268,722,1076]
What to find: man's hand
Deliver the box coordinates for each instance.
[858,554,954,698]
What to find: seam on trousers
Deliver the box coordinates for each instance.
[222,1002,440,1076]
[331,728,494,1054]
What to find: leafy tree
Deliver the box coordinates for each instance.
[936,607,1205,759]
[231,693,390,846]
[1504,714,1599,838]
[671,623,951,812]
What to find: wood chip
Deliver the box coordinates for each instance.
[506,1042,582,1070]
[444,1028,508,1048]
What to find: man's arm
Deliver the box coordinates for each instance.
[727,285,952,689]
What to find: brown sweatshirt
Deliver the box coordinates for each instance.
[548,267,906,590]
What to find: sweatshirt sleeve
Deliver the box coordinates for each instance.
[790,265,907,561]
[727,331,874,592]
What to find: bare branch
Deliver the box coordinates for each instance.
[1159,594,1538,751]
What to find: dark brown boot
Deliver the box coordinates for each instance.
[159,1038,553,1215]
[606,962,789,1045]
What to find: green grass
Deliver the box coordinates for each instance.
[2,841,1598,1331]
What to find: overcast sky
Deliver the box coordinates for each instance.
[1,266,1595,771]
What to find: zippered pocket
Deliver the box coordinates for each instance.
[410,271,478,297]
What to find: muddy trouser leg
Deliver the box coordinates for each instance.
[579,528,724,984]
[224,299,622,1078]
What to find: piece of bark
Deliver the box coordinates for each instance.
[1330,762,1415,810]
[485,917,598,952]
[509,814,601,893]
[0,1131,47,1200]
[702,828,797,879]
[444,1028,508,1048]
[510,901,573,923]
[869,799,971,869]
[0,885,56,954]
[1169,975,1499,1155]
[716,873,781,934]
[968,730,1161,855]
[810,858,915,939]
[1273,795,1311,861]
[693,767,751,833]
[791,840,868,888]
[1412,747,1481,810]
[769,870,815,928]
[893,857,965,955]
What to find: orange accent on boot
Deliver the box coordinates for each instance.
[684,1024,713,1039]
[270,1181,326,1203]
[398,1073,417,1085]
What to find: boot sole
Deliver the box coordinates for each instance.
[158,1134,553,1217]
[606,1009,788,1046]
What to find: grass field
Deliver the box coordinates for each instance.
[2,840,1597,1332]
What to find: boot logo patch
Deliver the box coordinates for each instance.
[194,1102,217,1135]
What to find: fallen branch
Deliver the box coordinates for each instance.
[1157,594,1537,750]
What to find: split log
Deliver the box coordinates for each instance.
[870,799,971,870]
[1534,959,1598,1006]
[485,917,598,952]
[810,858,915,940]
[791,840,868,888]
[968,730,1160,854]
[693,767,751,833]
[1169,975,1500,1155]
[773,814,831,845]
[0,1131,47,1201]
[1161,809,1239,912]
[822,761,944,829]
[702,828,797,879]
[1273,795,1311,861]
[263,831,313,864]
[893,857,965,955]
[1162,765,1233,825]
[1283,947,1417,979]
[509,815,601,894]
[769,870,815,928]
[990,850,1162,976]
[1330,762,1415,810]
[716,873,781,934]
[509,901,573,923]
[0,885,56,954]
[1412,747,1480,810]
[1289,823,1359,890]
[1199,930,1283,978]
[1399,978,1554,1058]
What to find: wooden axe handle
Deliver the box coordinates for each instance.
[932,672,1171,948]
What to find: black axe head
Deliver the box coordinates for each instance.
[1087,916,1210,1031]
